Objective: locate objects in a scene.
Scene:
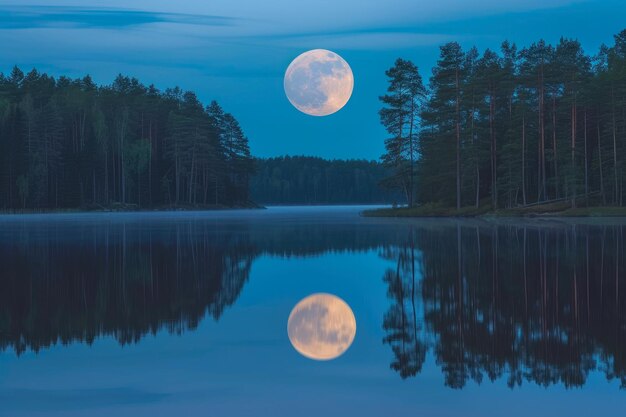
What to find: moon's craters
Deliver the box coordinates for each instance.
[287,293,357,360]
[284,49,354,116]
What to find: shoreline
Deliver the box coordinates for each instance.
[0,202,266,216]
[0,203,388,216]
[4,203,626,219]
[362,205,626,218]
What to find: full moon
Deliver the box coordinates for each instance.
[287,293,356,361]
[284,49,354,116]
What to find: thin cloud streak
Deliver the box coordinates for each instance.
[0,5,237,29]
[256,32,456,50]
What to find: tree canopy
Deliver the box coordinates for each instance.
[381,29,626,209]
[0,69,254,210]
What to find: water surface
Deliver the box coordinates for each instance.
[0,207,625,416]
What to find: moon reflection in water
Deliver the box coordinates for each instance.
[287,293,357,361]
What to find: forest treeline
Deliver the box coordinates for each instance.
[0,68,254,210]
[380,29,626,209]
[251,156,400,204]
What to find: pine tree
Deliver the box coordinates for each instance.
[379,59,426,207]
[420,43,465,208]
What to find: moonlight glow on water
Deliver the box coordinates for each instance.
[284,49,354,117]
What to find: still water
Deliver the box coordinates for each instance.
[0,206,625,416]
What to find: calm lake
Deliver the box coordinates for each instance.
[0,206,625,416]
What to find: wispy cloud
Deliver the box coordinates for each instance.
[246,28,457,50]
[0,5,236,30]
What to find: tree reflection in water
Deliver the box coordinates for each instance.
[382,222,626,389]
[0,221,256,354]
[1,215,625,391]
[0,215,397,355]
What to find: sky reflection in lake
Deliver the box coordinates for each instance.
[0,207,625,416]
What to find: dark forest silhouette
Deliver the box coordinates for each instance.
[251,156,400,205]
[0,69,254,210]
[380,30,626,210]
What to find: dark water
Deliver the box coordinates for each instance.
[0,207,625,416]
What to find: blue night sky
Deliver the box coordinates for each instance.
[0,0,625,159]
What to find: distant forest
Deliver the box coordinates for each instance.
[380,29,626,209]
[0,68,254,210]
[251,156,400,204]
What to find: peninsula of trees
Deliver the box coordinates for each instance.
[377,29,626,215]
[0,69,254,210]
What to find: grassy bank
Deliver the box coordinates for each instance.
[363,201,626,218]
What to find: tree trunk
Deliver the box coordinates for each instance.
[215,176,218,205]
[538,64,546,202]
[456,68,461,210]
[552,96,559,198]
[585,107,589,206]
[175,155,180,204]
[408,92,415,208]
[137,164,141,206]
[188,140,196,205]
[522,113,527,206]
[571,98,577,208]
[475,167,480,209]
[613,96,618,205]
[598,119,605,204]
[104,150,109,204]
[148,120,153,206]
[472,94,479,208]
[490,88,497,209]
